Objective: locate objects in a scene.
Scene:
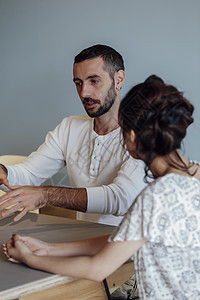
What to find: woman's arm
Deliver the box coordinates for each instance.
[4,234,110,258]
[47,235,110,257]
[6,234,146,282]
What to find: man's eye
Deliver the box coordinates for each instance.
[91,79,99,84]
[75,82,82,87]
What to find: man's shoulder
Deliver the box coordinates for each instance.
[59,115,92,128]
[62,114,91,124]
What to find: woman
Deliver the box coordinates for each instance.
[4,75,200,299]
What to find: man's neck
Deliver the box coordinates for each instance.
[94,116,119,135]
[94,100,120,135]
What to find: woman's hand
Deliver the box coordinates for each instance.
[3,234,49,263]
[3,234,34,263]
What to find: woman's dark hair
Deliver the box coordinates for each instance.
[119,75,194,179]
[74,44,124,79]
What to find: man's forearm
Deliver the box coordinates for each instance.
[44,186,87,212]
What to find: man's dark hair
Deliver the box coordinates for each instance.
[74,44,124,79]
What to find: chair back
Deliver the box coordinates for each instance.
[0,155,27,165]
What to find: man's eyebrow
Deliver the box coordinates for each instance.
[73,75,101,82]
[87,75,101,80]
[73,77,82,82]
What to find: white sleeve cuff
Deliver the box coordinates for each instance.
[86,186,105,213]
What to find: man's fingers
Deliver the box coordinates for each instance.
[1,202,24,218]
[0,193,30,222]
[13,209,28,222]
[0,189,26,212]
[0,199,15,211]
[0,186,45,222]
[0,188,21,200]
[2,178,12,189]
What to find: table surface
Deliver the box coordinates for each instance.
[0,212,115,299]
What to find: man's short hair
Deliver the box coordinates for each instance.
[74,44,124,79]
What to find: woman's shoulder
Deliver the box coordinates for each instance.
[137,173,200,214]
[138,173,200,247]
[150,173,200,193]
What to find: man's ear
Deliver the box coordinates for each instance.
[115,70,125,91]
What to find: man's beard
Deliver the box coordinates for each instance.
[83,81,117,118]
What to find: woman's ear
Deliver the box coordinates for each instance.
[129,130,136,144]
[126,130,136,153]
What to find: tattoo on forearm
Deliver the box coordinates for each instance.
[43,187,87,212]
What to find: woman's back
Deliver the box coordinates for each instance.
[111,172,200,299]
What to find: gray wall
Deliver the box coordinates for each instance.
[1,0,200,160]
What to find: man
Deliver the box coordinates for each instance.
[0,44,146,225]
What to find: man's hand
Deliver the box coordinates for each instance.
[0,186,48,222]
[0,185,87,222]
[0,164,12,189]
[3,234,48,263]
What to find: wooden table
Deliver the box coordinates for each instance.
[0,212,134,300]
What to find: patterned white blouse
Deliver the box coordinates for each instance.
[109,173,200,299]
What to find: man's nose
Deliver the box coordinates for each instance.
[79,82,91,98]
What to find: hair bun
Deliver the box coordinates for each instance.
[119,75,194,174]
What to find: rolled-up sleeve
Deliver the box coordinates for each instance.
[86,158,147,216]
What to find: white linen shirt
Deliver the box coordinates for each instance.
[4,115,146,225]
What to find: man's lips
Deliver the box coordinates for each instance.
[83,99,100,110]
[84,102,98,109]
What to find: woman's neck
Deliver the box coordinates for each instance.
[150,151,200,179]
